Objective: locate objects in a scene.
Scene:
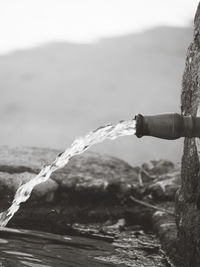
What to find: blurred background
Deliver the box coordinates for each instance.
[0,0,198,166]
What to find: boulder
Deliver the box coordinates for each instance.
[0,146,141,230]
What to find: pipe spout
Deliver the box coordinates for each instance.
[135,113,200,140]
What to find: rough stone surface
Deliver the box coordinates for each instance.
[175,3,200,267]
[0,146,141,229]
[0,171,58,206]
[0,146,139,189]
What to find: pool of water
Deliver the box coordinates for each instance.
[0,227,117,267]
[0,226,172,267]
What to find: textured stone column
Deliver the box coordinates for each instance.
[176,3,200,266]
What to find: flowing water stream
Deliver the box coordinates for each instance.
[0,119,136,227]
[0,119,173,267]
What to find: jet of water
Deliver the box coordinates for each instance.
[0,119,136,227]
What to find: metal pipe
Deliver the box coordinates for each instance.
[135,113,200,140]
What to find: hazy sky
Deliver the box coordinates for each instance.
[0,0,198,54]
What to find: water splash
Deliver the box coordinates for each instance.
[0,119,136,227]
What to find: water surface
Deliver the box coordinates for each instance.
[0,227,119,267]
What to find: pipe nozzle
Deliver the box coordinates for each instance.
[135,113,200,140]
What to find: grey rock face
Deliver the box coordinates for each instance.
[0,146,140,230]
[0,146,139,192]
[175,3,200,266]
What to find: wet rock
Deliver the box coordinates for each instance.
[0,146,141,228]
[152,208,180,266]
[102,218,126,232]
[71,222,172,267]
[96,226,171,267]
[0,146,139,195]
[0,171,58,209]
